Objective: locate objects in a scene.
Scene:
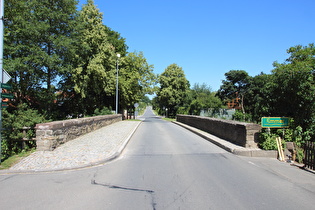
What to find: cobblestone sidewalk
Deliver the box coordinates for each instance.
[8,121,141,172]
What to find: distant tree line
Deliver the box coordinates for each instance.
[152,63,222,117]
[217,44,315,134]
[150,43,315,163]
[153,44,315,153]
[217,44,315,158]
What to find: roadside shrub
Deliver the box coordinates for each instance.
[259,132,279,150]
[92,107,112,116]
[1,103,46,161]
[296,147,304,163]
[232,110,252,122]
[177,106,189,115]
[258,125,307,163]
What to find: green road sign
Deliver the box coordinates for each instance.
[1,83,12,89]
[1,93,13,99]
[1,102,8,108]
[261,117,289,128]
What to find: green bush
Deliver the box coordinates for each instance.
[259,132,279,150]
[296,147,304,163]
[92,107,113,116]
[177,106,189,115]
[232,110,252,122]
[1,103,47,162]
[258,125,307,163]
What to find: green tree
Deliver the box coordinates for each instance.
[67,0,117,115]
[188,83,222,115]
[217,70,250,116]
[270,44,315,132]
[4,0,78,116]
[156,64,190,117]
[140,95,152,105]
[104,26,128,56]
[119,51,156,112]
[245,73,273,122]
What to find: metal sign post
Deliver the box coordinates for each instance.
[0,0,4,163]
[0,0,4,164]
[134,103,139,119]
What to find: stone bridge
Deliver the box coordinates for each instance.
[176,114,261,148]
[35,114,122,151]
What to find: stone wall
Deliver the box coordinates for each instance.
[35,114,122,151]
[176,115,261,148]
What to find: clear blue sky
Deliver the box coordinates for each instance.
[79,0,315,91]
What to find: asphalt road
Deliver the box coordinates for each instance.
[1,107,315,209]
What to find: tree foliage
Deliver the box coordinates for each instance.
[154,70,222,117]
[4,0,155,118]
[156,64,190,117]
[270,44,315,131]
[1,0,157,160]
[217,44,315,140]
[71,0,115,98]
[5,0,78,116]
[187,83,222,115]
[119,52,156,111]
[217,70,250,116]
[239,73,272,122]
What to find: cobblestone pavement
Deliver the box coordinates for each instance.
[7,121,141,172]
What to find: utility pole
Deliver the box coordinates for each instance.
[0,0,4,163]
[115,53,120,114]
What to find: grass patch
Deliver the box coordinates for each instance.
[162,117,176,122]
[152,109,159,116]
[0,149,35,170]
[125,119,141,121]
[137,108,145,116]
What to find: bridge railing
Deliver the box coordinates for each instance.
[35,114,122,151]
[176,114,261,148]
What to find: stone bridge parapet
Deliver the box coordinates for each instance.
[176,115,261,148]
[35,114,122,151]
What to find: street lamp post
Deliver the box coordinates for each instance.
[115,53,120,114]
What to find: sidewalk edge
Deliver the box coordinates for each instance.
[0,121,142,175]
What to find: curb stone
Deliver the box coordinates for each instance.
[0,121,142,174]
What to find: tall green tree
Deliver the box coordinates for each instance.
[4,0,78,116]
[156,64,190,117]
[270,44,315,131]
[104,26,128,56]
[119,51,156,111]
[245,73,273,122]
[67,0,117,115]
[72,0,116,97]
[188,83,222,115]
[217,70,250,115]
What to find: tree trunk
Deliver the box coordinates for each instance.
[241,94,246,121]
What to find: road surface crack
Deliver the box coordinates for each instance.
[91,179,157,210]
